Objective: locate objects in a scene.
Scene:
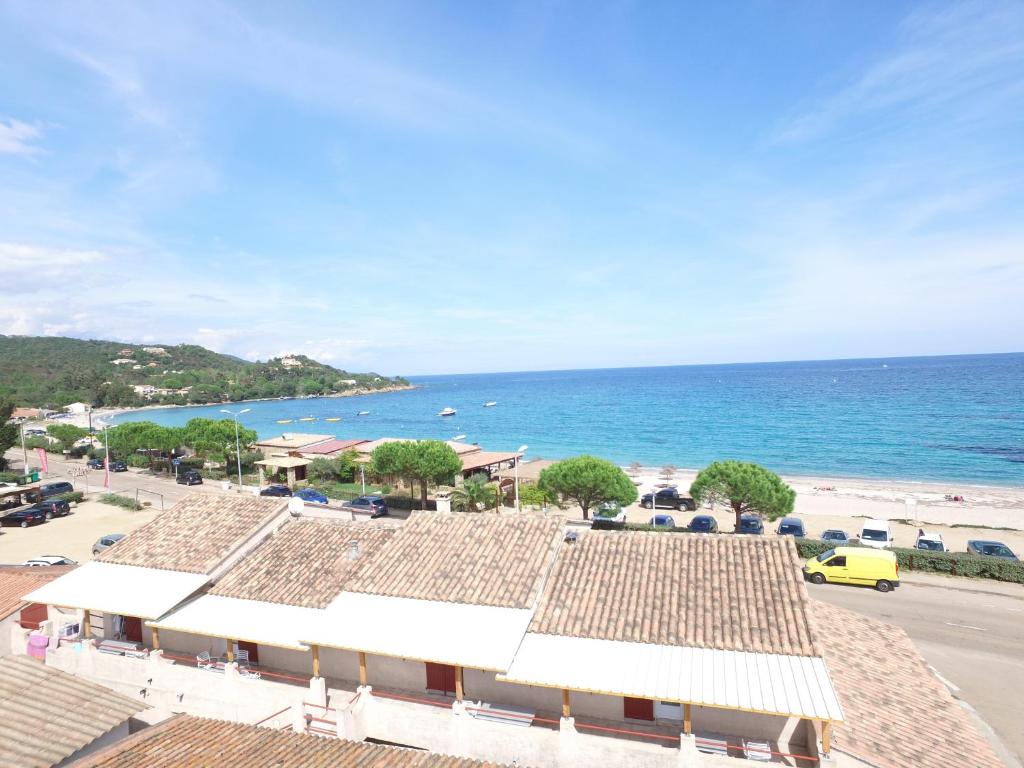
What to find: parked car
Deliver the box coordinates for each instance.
[688,514,719,533]
[28,481,74,501]
[803,547,900,592]
[648,513,676,528]
[110,460,128,472]
[176,469,203,486]
[859,519,894,549]
[87,457,105,469]
[260,484,293,497]
[92,533,125,555]
[776,517,806,537]
[738,514,764,535]
[914,529,947,552]
[25,500,71,520]
[295,487,328,505]
[24,555,77,566]
[821,529,851,546]
[1,507,48,528]
[343,495,389,518]
[592,501,626,525]
[640,488,697,511]
[966,540,1019,560]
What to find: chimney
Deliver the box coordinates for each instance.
[347,540,360,560]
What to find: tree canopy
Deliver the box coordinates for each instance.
[689,460,795,532]
[451,473,499,512]
[539,455,637,520]
[46,424,88,450]
[0,401,19,470]
[371,440,462,508]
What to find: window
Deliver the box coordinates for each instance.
[824,556,846,567]
[862,529,888,541]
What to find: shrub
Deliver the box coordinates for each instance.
[0,471,22,483]
[99,493,143,511]
[127,454,150,468]
[54,491,85,504]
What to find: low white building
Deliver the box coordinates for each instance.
[65,402,91,414]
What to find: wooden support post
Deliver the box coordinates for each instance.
[822,720,832,754]
[562,689,571,718]
[226,641,235,662]
[151,626,160,650]
[358,651,367,685]
[312,645,321,678]
[455,666,464,702]
[82,609,91,639]
[683,703,692,735]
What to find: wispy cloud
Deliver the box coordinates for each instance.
[0,118,43,155]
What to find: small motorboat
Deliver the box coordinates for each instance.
[299,416,317,422]
[276,419,292,424]
[483,401,497,407]
[438,407,457,417]
[452,434,467,441]
[324,417,341,422]
[357,411,370,416]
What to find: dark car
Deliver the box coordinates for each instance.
[640,488,697,511]
[966,540,1019,560]
[648,513,676,528]
[739,515,764,534]
[343,495,389,518]
[260,484,293,497]
[25,500,71,520]
[688,514,719,533]
[110,460,128,472]
[29,481,74,502]
[1,507,47,528]
[295,488,328,504]
[176,469,203,486]
[87,458,105,469]
[776,517,806,537]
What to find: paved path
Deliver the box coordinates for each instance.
[810,574,1024,766]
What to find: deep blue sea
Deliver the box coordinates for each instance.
[111,353,1024,486]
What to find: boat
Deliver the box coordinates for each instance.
[324,417,341,422]
[483,401,497,407]
[438,407,457,417]
[276,419,292,424]
[357,411,370,416]
[452,434,467,441]
[299,417,317,422]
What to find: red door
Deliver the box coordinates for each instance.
[123,616,143,643]
[624,697,654,721]
[237,640,259,664]
[425,662,457,695]
[19,603,48,630]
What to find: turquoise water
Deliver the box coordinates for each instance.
[112,353,1024,485]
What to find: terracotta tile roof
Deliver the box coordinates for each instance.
[97,494,287,574]
[0,655,147,768]
[355,438,482,456]
[0,565,74,620]
[211,518,397,608]
[530,530,821,656]
[459,451,520,473]
[73,714,514,767]
[813,602,1004,768]
[344,512,565,609]
[300,438,368,455]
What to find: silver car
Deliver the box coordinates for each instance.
[92,533,125,556]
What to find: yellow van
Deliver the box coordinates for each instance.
[803,547,899,592]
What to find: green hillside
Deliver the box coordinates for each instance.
[0,335,408,408]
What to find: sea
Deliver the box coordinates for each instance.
[111,353,1024,486]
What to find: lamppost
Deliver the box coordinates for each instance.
[514,445,528,512]
[220,408,251,491]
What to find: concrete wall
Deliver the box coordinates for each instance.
[0,615,15,656]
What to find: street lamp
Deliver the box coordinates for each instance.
[514,445,528,512]
[220,408,251,491]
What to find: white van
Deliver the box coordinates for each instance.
[860,519,894,549]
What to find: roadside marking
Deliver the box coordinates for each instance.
[944,622,986,632]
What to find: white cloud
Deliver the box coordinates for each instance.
[0,118,43,155]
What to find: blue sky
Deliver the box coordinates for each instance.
[1,1,1022,375]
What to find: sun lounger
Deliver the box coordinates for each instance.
[695,736,729,756]
[744,739,772,761]
[467,702,535,727]
[98,639,148,657]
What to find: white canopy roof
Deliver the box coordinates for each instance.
[306,592,532,671]
[499,633,844,721]
[149,595,323,651]
[23,561,209,620]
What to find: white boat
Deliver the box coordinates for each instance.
[483,401,497,407]
[438,407,457,417]
[452,434,467,441]
[357,411,370,416]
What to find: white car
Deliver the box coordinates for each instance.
[859,519,894,549]
[914,529,947,552]
[24,555,78,567]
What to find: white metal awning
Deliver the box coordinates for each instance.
[149,595,322,651]
[498,633,845,721]
[304,592,533,671]
[23,561,209,620]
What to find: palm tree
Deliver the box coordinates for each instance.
[451,473,499,512]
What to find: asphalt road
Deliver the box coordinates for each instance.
[810,575,1024,766]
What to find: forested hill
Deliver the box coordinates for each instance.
[0,335,409,408]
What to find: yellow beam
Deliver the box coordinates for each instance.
[151,626,160,650]
[562,689,571,718]
[822,720,832,754]
[225,641,235,662]
[683,703,692,735]
[358,651,367,685]
[312,645,321,678]
[82,609,91,639]
[455,666,464,702]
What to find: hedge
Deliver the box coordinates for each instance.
[99,493,143,511]
[54,491,85,504]
[794,539,1024,584]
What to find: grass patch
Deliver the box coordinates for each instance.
[99,493,143,511]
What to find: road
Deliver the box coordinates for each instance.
[810,574,1024,767]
